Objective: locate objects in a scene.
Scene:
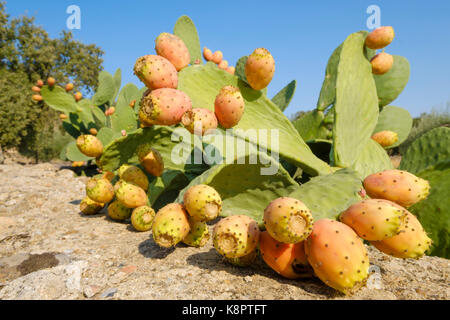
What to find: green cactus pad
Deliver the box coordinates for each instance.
[110,95,138,133]
[40,85,77,113]
[111,68,122,104]
[91,105,107,128]
[400,127,450,174]
[350,139,393,180]
[373,55,410,107]
[92,71,116,106]
[174,15,202,65]
[409,164,450,258]
[271,80,297,111]
[373,105,413,149]
[178,62,331,176]
[96,127,121,148]
[292,110,329,141]
[332,32,379,168]
[316,43,342,111]
[117,83,145,114]
[288,168,363,220]
[176,154,298,224]
[235,56,248,83]
[316,30,374,112]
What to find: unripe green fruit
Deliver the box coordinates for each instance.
[131,206,156,232]
[108,200,132,221]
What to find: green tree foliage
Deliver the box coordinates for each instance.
[0,2,104,161]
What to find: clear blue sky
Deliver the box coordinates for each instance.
[5,0,450,117]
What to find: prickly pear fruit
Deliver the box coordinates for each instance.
[36,80,44,87]
[363,170,430,208]
[371,130,398,148]
[203,47,213,61]
[370,52,394,75]
[152,203,191,248]
[86,178,115,204]
[182,218,210,247]
[115,180,148,209]
[181,108,218,135]
[339,199,408,241]
[245,48,275,90]
[137,144,164,177]
[305,219,370,294]
[74,92,82,102]
[59,114,68,120]
[47,77,56,87]
[108,200,133,221]
[139,88,192,126]
[32,95,43,102]
[183,184,222,222]
[226,66,235,75]
[76,135,103,158]
[118,164,149,191]
[155,33,190,71]
[65,83,74,92]
[365,26,395,50]
[263,197,314,244]
[106,106,115,116]
[259,231,313,279]
[121,130,127,137]
[370,212,432,259]
[129,100,136,108]
[80,197,104,215]
[211,51,223,64]
[218,60,228,70]
[131,206,156,232]
[32,86,41,93]
[214,85,245,129]
[134,55,178,90]
[213,215,260,259]
[89,128,98,136]
[225,249,258,267]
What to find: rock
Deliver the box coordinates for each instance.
[83,285,100,298]
[0,260,87,300]
[100,288,117,298]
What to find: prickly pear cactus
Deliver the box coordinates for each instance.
[39,68,142,162]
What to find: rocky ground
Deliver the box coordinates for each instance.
[0,161,449,300]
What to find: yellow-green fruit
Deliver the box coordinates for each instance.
[183,184,222,222]
[152,203,191,248]
[213,215,260,259]
[86,178,114,204]
[182,218,210,247]
[80,197,104,215]
[76,135,103,158]
[108,200,132,221]
[137,144,164,177]
[263,197,314,244]
[115,180,148,209]
[118,164,149,191]
[131,206,156,232]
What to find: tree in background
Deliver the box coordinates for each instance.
[0,2,104,162]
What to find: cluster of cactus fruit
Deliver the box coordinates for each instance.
[33,15,449,294]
